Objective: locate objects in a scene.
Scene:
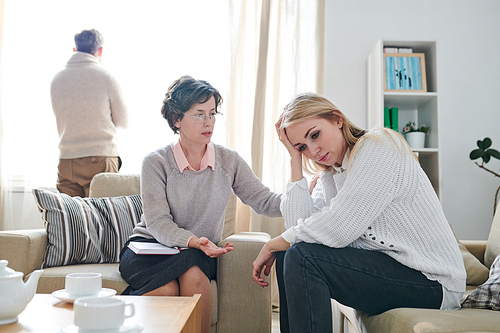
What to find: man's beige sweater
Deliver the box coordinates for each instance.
[50,52,128,159]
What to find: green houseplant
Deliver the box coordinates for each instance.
[402,122,429,149]
[470,137,500,214]
[402,121,430,135]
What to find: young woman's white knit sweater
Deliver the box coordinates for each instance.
[132,144,282,247]
[280,129,466,293]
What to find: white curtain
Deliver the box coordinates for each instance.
[227,0,325,237]
[227,0,325,308]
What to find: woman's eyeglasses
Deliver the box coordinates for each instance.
[183,112,223,122]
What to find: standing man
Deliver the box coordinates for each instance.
[51,29,128,197]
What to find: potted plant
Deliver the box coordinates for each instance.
[402,121,429,149]
[470,137,500,215]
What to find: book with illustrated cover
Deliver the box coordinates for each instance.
[384,53,426,92]
[128,241,188,255]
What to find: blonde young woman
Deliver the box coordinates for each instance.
[252,93,466,332]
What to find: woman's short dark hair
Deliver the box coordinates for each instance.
[161,75,223,134]
[74,29,104,55]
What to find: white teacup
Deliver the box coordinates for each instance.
[65,273,102,297]
[74,297,135,331]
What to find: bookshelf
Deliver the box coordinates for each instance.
[368,40,440,197]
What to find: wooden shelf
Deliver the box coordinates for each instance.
[413,148,438,154]
[384,92,437,109]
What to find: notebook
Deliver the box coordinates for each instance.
[128,241,188,255]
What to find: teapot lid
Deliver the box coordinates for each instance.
[0,260,22,278]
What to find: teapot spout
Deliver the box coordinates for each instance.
[25,270,43,302]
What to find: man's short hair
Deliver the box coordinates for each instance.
[74,29,104,55]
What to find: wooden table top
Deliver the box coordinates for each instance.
[0,294,201,333]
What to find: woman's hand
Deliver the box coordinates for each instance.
[309,174,320,195]
[190,237,234,258]
[276,114,304,182]
[275,114,301,160]
[252,236,291,287]
[252,244,276,288]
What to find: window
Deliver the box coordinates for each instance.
[1,0,230,187]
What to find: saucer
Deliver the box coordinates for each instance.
[52,288,117,303]
[60,321,143,333]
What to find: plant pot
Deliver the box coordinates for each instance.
[405,132,426,149]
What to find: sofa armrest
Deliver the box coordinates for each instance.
[460,240,487,264]
[217,232,271,333]
[0,229,47,276]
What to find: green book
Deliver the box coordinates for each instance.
[390,107,399,132]
[384,107,391,128]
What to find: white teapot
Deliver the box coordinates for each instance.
[0,259,43,325]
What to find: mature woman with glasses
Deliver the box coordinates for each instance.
[119,75,282,333]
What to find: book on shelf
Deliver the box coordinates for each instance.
[383,47,413,54]
[384,107,391,128]
[389,107,399,132]
[398,47,413,54]
[128,241,188,255]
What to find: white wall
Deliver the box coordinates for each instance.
[324,0,500,239]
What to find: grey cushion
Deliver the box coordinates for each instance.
[32,263,129,294]
[458,240,489,285]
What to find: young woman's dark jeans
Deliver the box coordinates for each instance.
[275,243,443,333]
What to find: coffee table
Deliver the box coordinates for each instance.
[0,293,201,333]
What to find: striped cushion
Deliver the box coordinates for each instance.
[32,189,143,268]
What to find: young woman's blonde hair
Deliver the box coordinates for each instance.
[280,92,367,174]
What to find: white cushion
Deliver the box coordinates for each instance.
[485,201,500,268]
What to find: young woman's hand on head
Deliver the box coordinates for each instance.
[189,236,234,258]
[276,114,304,182]
[275,114,301,159]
